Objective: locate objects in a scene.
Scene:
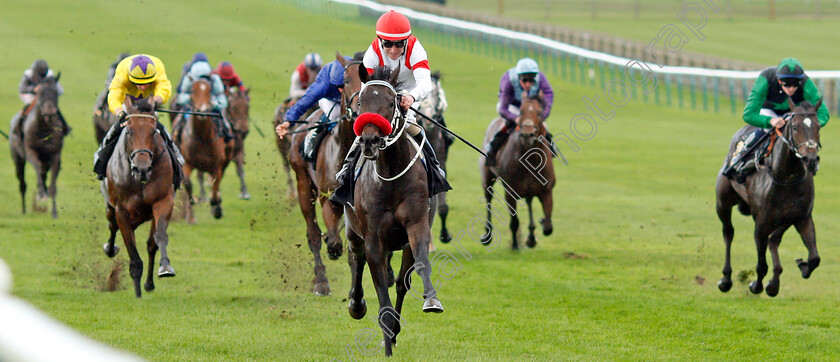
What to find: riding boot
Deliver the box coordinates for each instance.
[57,109,71,136]
[302,126,328,163]
[93,117,126,179]
[172,114,187,145]
[414,131,452,197]
[544,131,561,155]
[484,127,512,167]
[219,110,234,142]
[156,122,184,190]
[331,140,360,206]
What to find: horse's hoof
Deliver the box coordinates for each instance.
[440,231,452,244]
[526,235,537,248]
[765,280,779,297]
[348,299,367,319]
[144,282,155,292]
[541,219,553,236]
[239,192,251,200]
[423,298,443,313]
[479,232,492,245]
[797,257,820,279]
[158,265,176,278]
[212,206,223,219]
[718,278,732,292]
[327,244,343,261]
[749,281,763,294]
[313,282,331,296]
[103,243,120,258]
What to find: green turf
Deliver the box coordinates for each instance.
[1,0,840,360]
[442,0,840,69]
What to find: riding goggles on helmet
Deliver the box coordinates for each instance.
[781,79,801,88]
[519,74,537,83]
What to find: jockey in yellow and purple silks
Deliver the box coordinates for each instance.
[94,54,183,188]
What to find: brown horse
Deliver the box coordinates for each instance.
[10,75,65,218]
[480,93,555,249]
[196,87,251,202]
[344,66,442,357]
[101,97,176,298]
[176,78,234,223]
[716,99,823,297]
[273,97,316,201]
[285,53,362,296]
[416,72,453,245]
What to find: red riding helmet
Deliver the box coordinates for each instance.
[375,10,411,41]
[217,62,235,80]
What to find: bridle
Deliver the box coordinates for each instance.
[341,61,363,123]
[124,113,161,171]
[762,111,820,186]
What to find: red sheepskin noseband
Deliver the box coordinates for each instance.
[354,112,393,136]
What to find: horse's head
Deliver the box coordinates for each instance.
[35,75,61,117]
[339,52,363,125]
[227,87,250,134]
[123,97,159,183]
[785,97,822,173]
[356,65,401,160]
[517,92,546,146]
[190,78,213,113]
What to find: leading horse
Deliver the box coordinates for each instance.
[716,99,822,297]
[101,97,176,298]
[480,93,555,249]
[344,66,442,357]
[176,78,234,223]
[285,53,362,296]
[10,75,65,218]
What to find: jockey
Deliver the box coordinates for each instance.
[94,52,131,116]
[275,52,365,163]
[173,60,233,143]
[93,54,183,189]
[289,52,322,99]
[214,61,245,90]
[484,57,555,167]
[332,10,451,205]
[722,57,829,181]
[177,52,209,91]
[17,59,71,136]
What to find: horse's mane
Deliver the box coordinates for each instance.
[797,100,816,109]
[369,66,404,90]
[134,97,155,113]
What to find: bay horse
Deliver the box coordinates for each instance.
[285,53,362,296]
[273,97,315,201]
[195,87,251,202]
[10,75,65,218]
[344,66,442,357]
[101,97,176,298]
[480,93,555,249]
[416,71,453,246]
[176,78,234,223]
[716,99,822,297]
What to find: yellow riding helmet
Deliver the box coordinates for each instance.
[128,55,158,84]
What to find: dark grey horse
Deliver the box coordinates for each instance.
[716,99,822,297]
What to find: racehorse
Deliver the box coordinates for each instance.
[101,97,176,298]
[198,87,251,201]
[176,78,234,223]
[344,66,442,357]
[285,53,361,295]
[273,97,315,201]
[93,90,120,144]
[10,75,65,218]
[416,71,453,246]
[479,93,555,249]
[715,99,823,297]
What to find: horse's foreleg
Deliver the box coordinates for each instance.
[525,197,536,248]
[28,154,47,212]
[406,222,443,314]
[392,247,414,347]
[347,230,367,319]
[715,200,736,293]
[538,191,554,236]
[750,224,771,294]
[48,156,60,219]
[153,196,176,282]
[298,178,328,296]
[794,216,820,279]
[115,208,143,298]
[480,174,497,244]
[196,171,207,203]
[182,164,196,224]
[14,155,26,214]
[364,238,397,357]
[765,227,788,297]
[144,219,158,292]
[235,150,250,200]
[320,197,344,261]
[209,168,224,219]
[506,192,520,250]
[103,204,120,258]
[282,155,297,200]
[437,192,452,243]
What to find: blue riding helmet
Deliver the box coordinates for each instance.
[192,52,208,63]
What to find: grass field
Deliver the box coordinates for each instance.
[442,0,840,69]
[2,0,840,360]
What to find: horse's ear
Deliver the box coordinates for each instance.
[336,51,349,68]
[815,97,823,111]
[788,96,796,111]
[54,72,61,82]
[124,97,135,113]
[389,64,400,86]
[358,64,369,84]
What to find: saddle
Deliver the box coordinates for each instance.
[732,131,777,183]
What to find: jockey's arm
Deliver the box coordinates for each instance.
[802,78,830,126]
[539,73,554,120]
[211,75,228,109]
[407,67,433,107]
[18,72,36,95]
[742,75,773,128]
[107,75,129,115]
[151,61,172,104]
[497,74,518,122]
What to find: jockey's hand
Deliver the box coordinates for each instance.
[276,121,291,139]
[114,106,125,118]
[153,96,164,107]
[770,117,786,129]
[399,94,415,111]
